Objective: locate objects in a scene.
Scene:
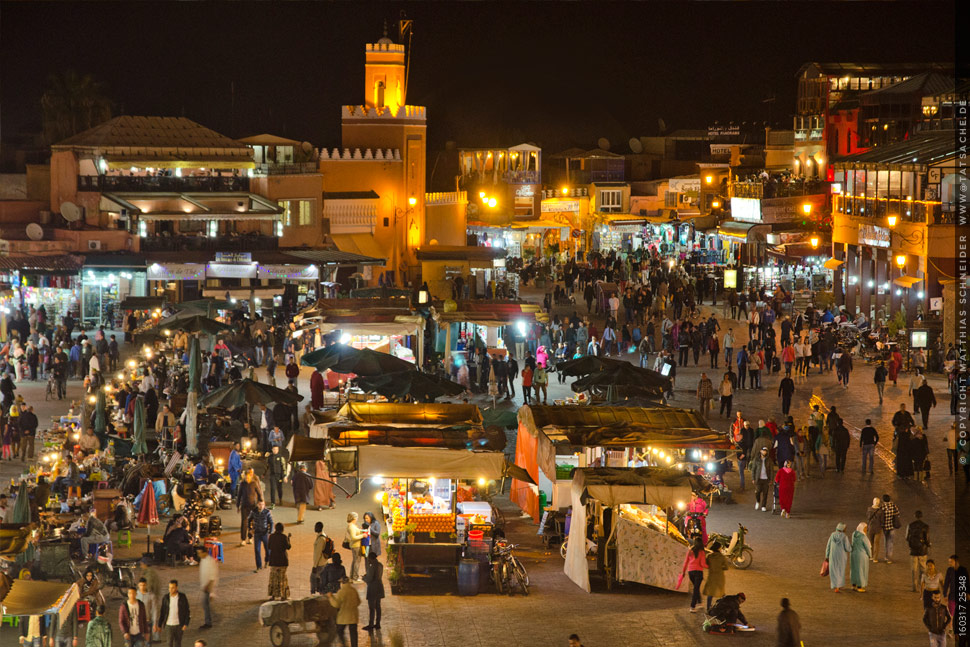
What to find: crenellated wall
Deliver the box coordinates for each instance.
[318,147,402,161]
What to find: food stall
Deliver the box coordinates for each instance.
[511,405,732,522]
[564,467,710,592]
[0,579,80,644]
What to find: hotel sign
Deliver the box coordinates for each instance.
[542,200,580,213]
[731,197,762,223]
[858,224,891,248]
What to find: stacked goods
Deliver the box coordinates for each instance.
[408,513,455,532]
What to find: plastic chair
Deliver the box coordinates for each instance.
[206,541,224,563]
[67,486,81,499]
[0,615,18,627]
[76,601,91,623]
[117,529,132,548]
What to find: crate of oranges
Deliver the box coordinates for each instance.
[408,513,455,532]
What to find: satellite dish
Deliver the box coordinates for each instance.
[597,137,611,151]
[629,138,643,154]
[26,223,44,241]
[301,141,313,154]
[61,201,81,222]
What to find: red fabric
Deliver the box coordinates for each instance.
[774,467,796,513]
[510,422,539,522]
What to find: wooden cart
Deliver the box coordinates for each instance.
[259,596,337,647]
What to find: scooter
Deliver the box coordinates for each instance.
[707,523,753,570]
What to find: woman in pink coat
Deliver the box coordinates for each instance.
[536,346,548,368]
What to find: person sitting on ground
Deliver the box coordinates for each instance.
[319,552,347,594]
[706,592,749,628]
[164,517,198,565]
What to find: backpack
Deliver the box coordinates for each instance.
[906,524,927,554]
[320,534,335,559]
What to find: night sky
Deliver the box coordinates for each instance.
[0,1,955,155]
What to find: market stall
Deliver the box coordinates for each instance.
[0,579,80,644]
[564,467,710,592]
[511,405,732,522]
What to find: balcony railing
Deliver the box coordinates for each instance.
[794,128,824,142]
[832,195,939,224]
[730,180,829,200]
[501,170,540,184]
[78,175,250,193]
[140,233,279,252]
[589,170,626,183]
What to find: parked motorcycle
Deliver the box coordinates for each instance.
[707,523,753,570]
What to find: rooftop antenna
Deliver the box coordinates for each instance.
[399,12,413,103]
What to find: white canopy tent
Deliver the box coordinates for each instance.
[356,445,506,480]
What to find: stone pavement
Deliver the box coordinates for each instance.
[0,300,960,646]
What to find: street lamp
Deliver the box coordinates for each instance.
[711,200,720,209]
[802,203,812,215]
[895,254,906,268]
[887,214,898,227]
[705,175,713,184]
[408,196,417,207]
[417,289,429,305]
[487,197,497,208]
[810,235,820,249]
[561,187,569,195]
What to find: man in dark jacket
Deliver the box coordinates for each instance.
[906,510,931,592]
[873,361,888,404]
[913,378,937,429]
[832,422,851,473]
[923,592,951,645]
[777,376,795,416]
[248,500,274,571]
[750,447,775,511]
[156,580,190,647]
[707,592,748,629]
[860,419,879,475]
[119,586,150,646]
[266,446,286,507]
[291,462,313,524]
[18,405,38,460]
[236,469,263,544]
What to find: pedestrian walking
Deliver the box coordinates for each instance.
[913,378,937,431]
[361,553,385,631]
[832,421,850,473]
[945,422,959,476]
[777,375,795,416]
[920,560,943,609]
[907,510,931,592]
[197,548,217,629]
[776,598,802,647]
[774,460,796,518]
[266,445,286,507]
[696,373,713,420]
[534,364,549,404]
[850,522,872,592]
[911,427,930,482]
[750,446,774,512]
[136,578,160,644]
[521,364,533,404]
[866,498,884,562]
[836,350,853,387]
[119,587,150,647]
[237,470,264,545]
[679,537,708,613]
[923,591,952,647]
[860,420,879,475]
[944,555,966,635]
[702,541,728,611]
[314,459,335,509]
[156,580,190,647]
[248,500,273,571]
[874,361,888,404]
[86,604,113,647]
[824,522,851,592]
[291,462,313,524]
[880,494,901,563]
[718,373,733,419]
[267,523,291,601]
[329,578,361,647]
[345,512,367,581]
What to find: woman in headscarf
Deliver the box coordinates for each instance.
[850,522,872,592]
[888,348,902,386]
[774,460,797,518]
[824,522,851,592]
[865,498,884,561]
[702,540,729,612]
[751,421,772,458]
[895,427,915,479]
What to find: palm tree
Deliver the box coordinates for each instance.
[40,70,112,144]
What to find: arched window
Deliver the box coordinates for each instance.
[375,81,385,108]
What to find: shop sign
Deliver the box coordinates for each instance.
[147,263,206,281]
[723,269,737,289]
[206,262,257,279]
[257,264,319,280]
[668,178,701,194]
[708,125,740,137]
[929,297,942,311]
[214,252,252,263]
[541,200,579,213]
[759,194,827,224]
[858,224,891,248]
[710,145,733,156]
[730,197,762,223]
[515,185,535,198]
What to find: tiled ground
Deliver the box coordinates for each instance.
[1,296,960,646]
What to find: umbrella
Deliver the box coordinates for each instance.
[555,355,628,377]
[94,390,108,449]
[10,480,30,524]
[330,348,414,376]
[131,397,148,456]
[156,312,232,336]
[301,344,360,371]
[136,479,159,551]
[354,371,465,402]
[571,363,670,399]
[200,378,304,409]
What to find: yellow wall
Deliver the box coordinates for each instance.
[420,259,472,300]
[250,174,325,248]
[424,198,467,247]
[364,45,406,110]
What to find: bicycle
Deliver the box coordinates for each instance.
[560,535,598,560]
[492,541,529,596]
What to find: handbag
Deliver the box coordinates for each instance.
[819,559,829,576]
[341,540,350,550]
